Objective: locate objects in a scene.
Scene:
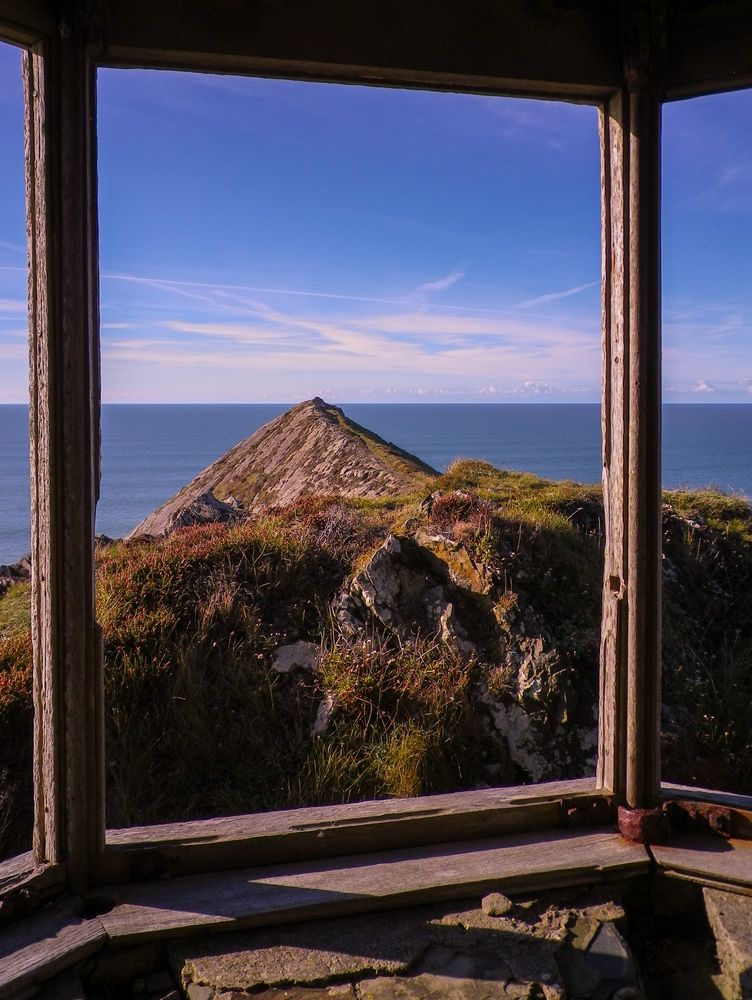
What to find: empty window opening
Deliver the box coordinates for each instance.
[93,69,603,831]
[661,87,752,798]
[0,38,33,861]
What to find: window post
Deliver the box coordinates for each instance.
[599,3,663,810]
[24,16,103,890]
[597,88,630,799]
[625,72,662,810]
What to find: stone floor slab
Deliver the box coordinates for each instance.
[171,909,434,993]
[704,887,752,1000]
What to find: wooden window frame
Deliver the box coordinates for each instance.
[1,0,749,901]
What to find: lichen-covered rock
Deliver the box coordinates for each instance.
[335,534,498,657]
[329,528,597,785]
[413,529,492,595]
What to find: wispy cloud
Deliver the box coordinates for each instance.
[482,98,596,152]
[103,271,413,309]
[0,297,25,314]
[100,301,598,385]
[0,240,25,255]
[513,281,598,310]
[91,262,603,401]
[102,268,591,321]
[415,269,465,294]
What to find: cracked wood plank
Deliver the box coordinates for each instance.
[97,778,599,882]
[653,835,752,894]
[99,828,649,944]
[0,900,105,997]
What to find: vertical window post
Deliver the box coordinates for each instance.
[625,69,662,811]
[600,4,663,811]
[598,87,630,799]
[24,14,102,890]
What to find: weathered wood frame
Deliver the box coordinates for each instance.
[1,0,750,899]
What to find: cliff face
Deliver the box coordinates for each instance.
[128,398,438,538]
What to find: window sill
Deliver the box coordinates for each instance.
[96,776,601,883]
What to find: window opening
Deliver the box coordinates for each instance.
[0,38,33,861]
[94,68,604,834]
[661,87,752,798]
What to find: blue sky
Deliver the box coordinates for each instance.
[0,42,751,403]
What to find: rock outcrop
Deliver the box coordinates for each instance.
[330,519,597,785]
[0,554,30,600]
[128,398,438,538]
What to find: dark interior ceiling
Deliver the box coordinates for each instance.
[2,0,752,102]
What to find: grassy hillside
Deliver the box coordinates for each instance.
[1,462,751,857]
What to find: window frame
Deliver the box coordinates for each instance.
[3,0,747,900]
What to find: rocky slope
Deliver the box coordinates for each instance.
[128,398,438,537]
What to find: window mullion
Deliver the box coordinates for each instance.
[24,26,103,890]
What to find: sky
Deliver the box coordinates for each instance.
[0,42,751,403]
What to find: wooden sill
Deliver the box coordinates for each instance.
[95,825,648,946]
[661,781,752,812]
[660,782,752,839]
[653,834,752,896]
[0,898,105,999]
[95,776,600,883]
[0,852,64,913]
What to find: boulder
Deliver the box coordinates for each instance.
[167,491,243,532]
[272,641,320,674]
[0,554,31,599]
[330,530,597,785]
[334,534,498,656]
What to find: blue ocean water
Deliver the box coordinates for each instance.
[1,402,751,564]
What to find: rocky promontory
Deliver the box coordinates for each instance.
[129,397,438,537]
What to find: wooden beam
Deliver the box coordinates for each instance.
[24,20,104,889]
[599,5,664,809]
[96,0,620,100]
[662,784,752,840]
[0,0,54,47]
[95,779,601,884]
[97,827,649,945]
[598,90,630,798]
[662,783,752,813]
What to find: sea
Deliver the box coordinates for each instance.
[1,402,751,564]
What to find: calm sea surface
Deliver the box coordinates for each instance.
[1,402,751,563]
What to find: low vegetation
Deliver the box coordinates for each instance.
[1,461,751,858]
